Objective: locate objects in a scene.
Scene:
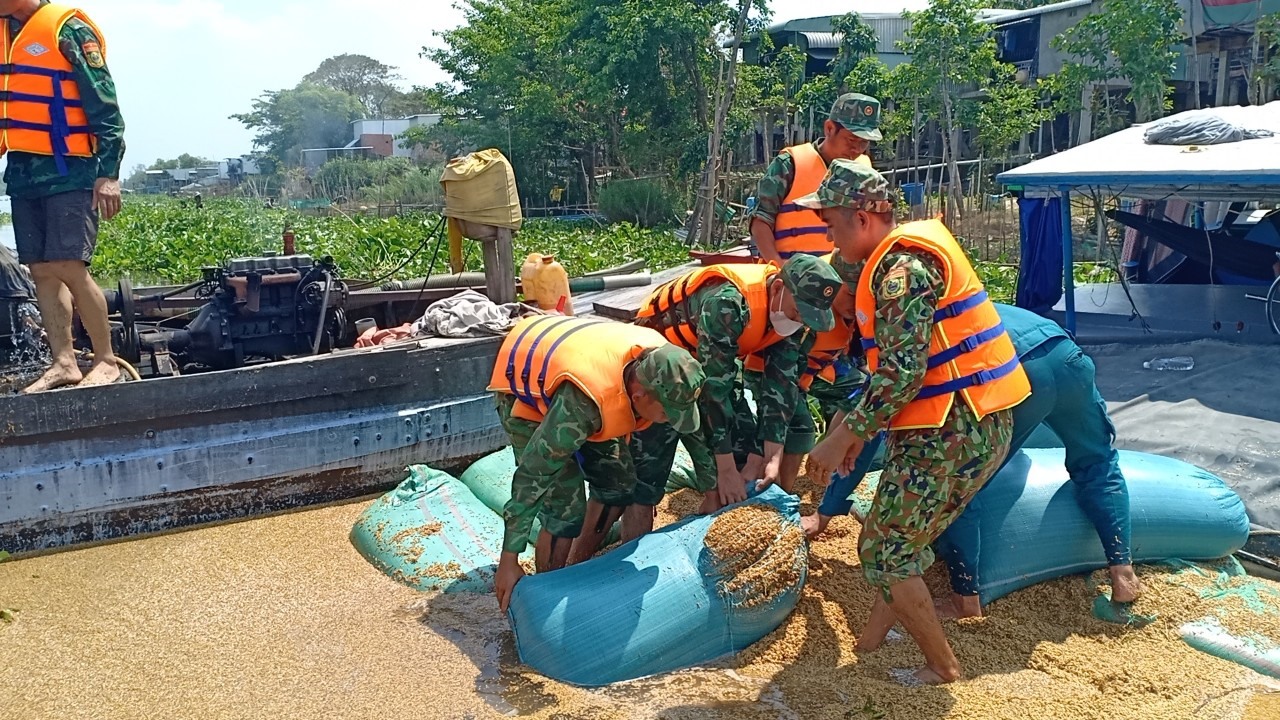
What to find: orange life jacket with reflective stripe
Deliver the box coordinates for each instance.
[855,219,1030,430]
[772,143,832,259]
[742,313,851,391]
[487,315,667,442]
[0,3,103,173]
[635,263,783,359]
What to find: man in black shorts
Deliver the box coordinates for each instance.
[2,1,125,391]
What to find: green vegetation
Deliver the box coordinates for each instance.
[94,198,1115,307]
[596,179,682,228]
[93,198,691,284]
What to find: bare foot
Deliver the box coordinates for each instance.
[21,362,83,393]
[913,665,959,685]
[800,513,830,540]
[1109,564,1144,603]
[79,359,122,387]
[936,593,983,619]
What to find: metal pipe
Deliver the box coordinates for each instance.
[580,259,646,278]
[380,272,487,291]
[312,272,332,355]
[568,272,652,293]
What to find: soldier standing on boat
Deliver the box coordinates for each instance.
[627,255,843,535]
[1,0,125,392]
[798,160,1030,685]
[487,315,705,611]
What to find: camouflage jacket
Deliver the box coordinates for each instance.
[4,7,126,198]
[686,280,811,454]
[747,140,823,227]
[838,249,947,440]
[502,383,607,553]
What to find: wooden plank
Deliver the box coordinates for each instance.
[485,227,517,304]
[588,263,696,322]
[0,336,502,443]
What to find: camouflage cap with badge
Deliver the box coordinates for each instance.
[633,344,705,434]
[829,93,882,142]
[791,158,896,214]
[780,254,843,332]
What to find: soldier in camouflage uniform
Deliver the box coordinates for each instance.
[493,341,704,611]
[630,255,843,530]
[748,92,881,264]
[795,160,1023,686]
[739,284,867,492]
[5,1,126,392]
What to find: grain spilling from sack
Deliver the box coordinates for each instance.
[703,503,806,609]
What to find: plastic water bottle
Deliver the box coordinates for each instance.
[1143,356,1195,371]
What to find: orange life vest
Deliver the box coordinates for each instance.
[488,315,668,442]
[0,3,103,173]
[772,143,831,259]
[855,219,1030,430]
[743,308,853,391]
[635,263,783,359]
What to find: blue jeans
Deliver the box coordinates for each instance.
[935,338,1132,596]
[816,337,1133,596]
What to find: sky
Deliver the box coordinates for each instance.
[78,0,928,172]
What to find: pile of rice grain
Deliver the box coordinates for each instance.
[703,503,806,609]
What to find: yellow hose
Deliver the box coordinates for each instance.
[81,353,143,382]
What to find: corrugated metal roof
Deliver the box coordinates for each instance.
[797,31,841,50]
[985,0,1094,26]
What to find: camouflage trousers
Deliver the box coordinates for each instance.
[630,421,718,504]
[858,404,1014,599]
[496,394,635,541]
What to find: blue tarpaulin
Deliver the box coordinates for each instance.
[1015,195,1064,314]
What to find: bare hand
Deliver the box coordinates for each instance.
[806,437,848,487]
[740,454,765,482]
[717,466,747,505]
[93,178,122,221]
[756,452,784,492]
[495,553,525,612]
[839,438,867,476]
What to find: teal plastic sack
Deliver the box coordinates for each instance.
[851,448,1250,605]
[350,465,511,593]
[459,447,542,543]
[508,485,807,686]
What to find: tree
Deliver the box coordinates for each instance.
[231,84,365,174]
[149,153,211,170]
[1053,0,1182,127]
[1254,14,1280,104]
[303,54,403,116]
[899,0,1004,223]
[829,12,879,89]
[426,0,752,204]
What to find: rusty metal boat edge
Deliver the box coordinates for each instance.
[0,335,506,556]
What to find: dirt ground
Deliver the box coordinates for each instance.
[2,476,1278,720]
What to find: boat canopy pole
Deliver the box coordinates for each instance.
[1060,186,1076,335]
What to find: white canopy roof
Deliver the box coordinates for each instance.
[997,102,1280,201]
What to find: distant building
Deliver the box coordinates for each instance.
[299,114,443,174]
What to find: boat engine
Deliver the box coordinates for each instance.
[137,254,349,372]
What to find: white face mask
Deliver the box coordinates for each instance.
[769,292,804,337]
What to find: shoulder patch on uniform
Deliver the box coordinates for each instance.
[880,267,908,300]
[83,41,104,68]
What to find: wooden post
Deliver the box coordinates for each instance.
[1216,47,1229,107]
[485,227,517,305]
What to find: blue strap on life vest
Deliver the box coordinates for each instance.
[926,322,1008,370]
[773,225,828,241]
[914,355,1022,400]
[5,64,82,176]
[860,291,992,353]
[505,316,563,406]
[534,320,600,404]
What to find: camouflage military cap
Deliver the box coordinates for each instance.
[791,159,896,214]
[780,254,842,332]
[830,93,883,142]
[634,344,705,434]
